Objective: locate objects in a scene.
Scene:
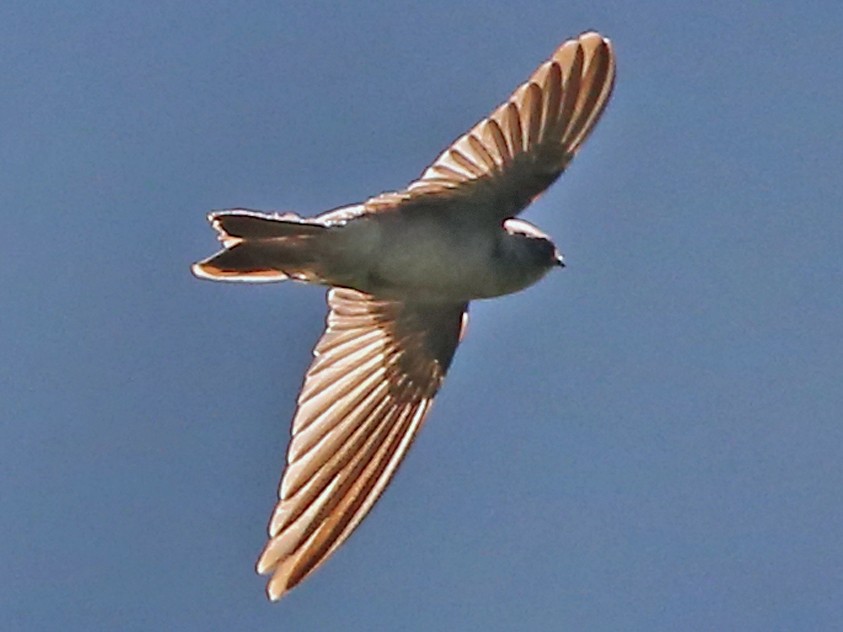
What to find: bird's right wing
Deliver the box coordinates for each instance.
[256,288,467,601]
[367,32,615,220]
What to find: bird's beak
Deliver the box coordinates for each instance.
[555,252,566,268]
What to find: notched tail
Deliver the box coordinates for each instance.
[191,210,329,283]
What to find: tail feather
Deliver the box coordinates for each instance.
[192,210,329,283]
[210,210,324,244]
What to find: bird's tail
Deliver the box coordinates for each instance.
[191,210,331,283]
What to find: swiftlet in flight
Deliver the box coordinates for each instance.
[193,31,616,601]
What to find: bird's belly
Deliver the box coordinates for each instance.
[374,245,495,300]
[344,215,516,301]
[320,211,547,302]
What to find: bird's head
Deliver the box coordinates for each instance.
[502,218,565,271]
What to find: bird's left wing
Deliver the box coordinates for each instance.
[256,287,467,600]
[367,31,615,220]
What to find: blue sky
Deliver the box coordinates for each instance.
[3,2,842,630]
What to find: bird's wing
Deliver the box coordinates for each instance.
[256,287,468,600]
[367,32,615,220]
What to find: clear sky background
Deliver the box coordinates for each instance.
[3,2,842,630]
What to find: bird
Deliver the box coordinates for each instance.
[192,30,616,601]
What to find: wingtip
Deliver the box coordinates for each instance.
[255,549,288,602]
[259,562,294,602]
[573,31,614,60]
[579,30,610,42]
[580,31,614,55]
[255,547,275,576]
[266,581,288,602]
